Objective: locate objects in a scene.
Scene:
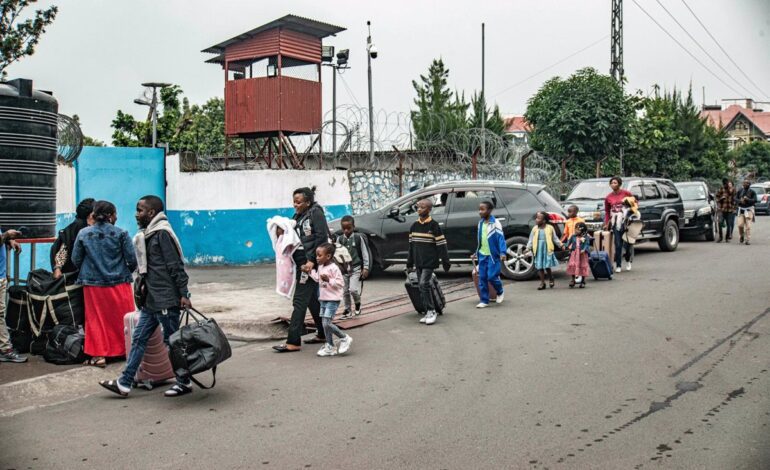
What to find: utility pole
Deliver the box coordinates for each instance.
[366,21,377,163]
[610,0,625,175]
[136,82,171,148]
[481,23,486,160]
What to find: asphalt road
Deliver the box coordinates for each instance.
[2,218,770,469]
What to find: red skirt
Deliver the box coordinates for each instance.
[83,283,135,358]
[566,249,590,277]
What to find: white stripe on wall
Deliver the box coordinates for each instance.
[165,154,351,211]
[56,163,76,214]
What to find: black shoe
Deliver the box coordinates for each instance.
[164,383,193,397]
[746,240,751,246]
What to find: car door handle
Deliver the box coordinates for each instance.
[438,222,445,226]
[497,218,506,221]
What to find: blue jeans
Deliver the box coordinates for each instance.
[612,227,633,268]
[477,254,503,304]
[320,301,346,347]
[119,308,188,388]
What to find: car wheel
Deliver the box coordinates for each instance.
[501,236,536,281]
[705,214,716,242]
[658,219,679,252]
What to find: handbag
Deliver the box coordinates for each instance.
[133,274,148,309]
[168,308,232,389]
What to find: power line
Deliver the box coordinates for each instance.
[492,35,609,98]
[337,73,363,109]
[654,0,757,99]
[630,0,744,97]
[680,0,769,100]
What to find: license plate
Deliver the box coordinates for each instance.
[685,218,690,224]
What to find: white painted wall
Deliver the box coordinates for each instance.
[56,163,76,214]
[165,154,351,210]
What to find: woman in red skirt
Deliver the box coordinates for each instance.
[72,201,137,367]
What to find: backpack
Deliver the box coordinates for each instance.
[333,243,352,275]
[335,232,373,272]
[43,324,87,365]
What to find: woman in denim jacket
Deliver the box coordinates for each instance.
[72,201,137,367]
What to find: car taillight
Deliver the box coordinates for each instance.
[763,195,768,203]
[548,212,565,223]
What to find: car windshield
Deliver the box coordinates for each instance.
[567,181,611,200]
[676,184,707,200]
[751,185,766,195]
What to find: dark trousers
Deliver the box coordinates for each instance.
[286,273,324,346]
[612,227,633,268]
[416,268,435,312]
[718,212,736,239]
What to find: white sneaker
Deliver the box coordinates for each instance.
[476,303,489,309]
[425,310,437,325]
[615,266,622,273]
[625,262,632,271]
[338,335,353,354]
[575,276,583,284]
[419,314,427,323]
[495,293,505,304]
[317,345,337,357]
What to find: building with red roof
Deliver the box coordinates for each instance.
[700,99,770,150]
[503,116,531,143]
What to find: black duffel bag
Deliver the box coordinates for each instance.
[6,285,32,353]
[43,324,87,365]
[26,269,84,334]
[169,308,231,389]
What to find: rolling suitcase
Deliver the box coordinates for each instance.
[589,251,613,280]
[405,271,446,315]
[124,311,175,389]
[471,260,497,301]
[593,230,615,265]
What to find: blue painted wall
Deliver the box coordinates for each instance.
[167,204,351,265]
[75,146,166,236]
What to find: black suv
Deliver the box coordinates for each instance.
[562,177,685,251]
[330,181,567,281]
[674,181,717,241]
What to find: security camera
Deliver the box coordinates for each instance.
[368,44,378,59]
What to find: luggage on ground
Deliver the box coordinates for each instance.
[168,308,231,389]
[43,324,87,365]
[124,311,175,389]
[593,230,615,263]
[589,251,613,280]
[471,261,497,301]
[6,286,32,353]
[26,269,84,330]
[405,271,446,315]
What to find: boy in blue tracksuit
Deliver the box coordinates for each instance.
[474,201,507,308]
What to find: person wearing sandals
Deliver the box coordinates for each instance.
[526,211,563,290]
[273,187,329,353]
[72,201,137,368]
[566,222,592,288]
[100,195,193,398]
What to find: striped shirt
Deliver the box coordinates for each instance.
[406,217,450,269]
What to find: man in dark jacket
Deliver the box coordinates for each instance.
[100,195,194,397]
[50,198,94,279]
[273,187,329,352]
[736,179,757,245]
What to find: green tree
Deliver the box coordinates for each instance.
[72,114,104,147]
[627,87,728,180]
[525,67,634,180]
[728,141,770,179]
[0,0,58,79]
[110,85,184,149]
[467,91,506,136]
[410,58,468,146]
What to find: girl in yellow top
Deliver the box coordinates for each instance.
[526,211,563,290]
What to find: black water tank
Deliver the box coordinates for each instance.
[0,79,59,238]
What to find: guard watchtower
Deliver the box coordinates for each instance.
[203,15,345,167]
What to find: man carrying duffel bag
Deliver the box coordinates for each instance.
[100,195,195,398]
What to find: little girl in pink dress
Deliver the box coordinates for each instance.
[566,222,592,288]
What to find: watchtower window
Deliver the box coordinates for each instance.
[281,57,319,81]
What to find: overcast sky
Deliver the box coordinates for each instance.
[7,0,770,144]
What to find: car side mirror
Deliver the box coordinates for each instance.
[388,206,400,218]
[559,193,567,202]
[708,193,715,201]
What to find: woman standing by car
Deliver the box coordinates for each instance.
[71,201,137,367]
[602,177,635,273]
[273,187,329,353]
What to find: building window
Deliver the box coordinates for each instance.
[735,121,747,131]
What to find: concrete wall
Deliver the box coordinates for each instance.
[165,154,351,265]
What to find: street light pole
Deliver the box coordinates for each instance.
[481,22,485,160]
[332,66,337,157]
[138,82,171,148]
[367,20,375,163]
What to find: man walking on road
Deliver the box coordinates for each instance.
[99,195,194,397]
[715,179,737,243]
[736,180,757,245]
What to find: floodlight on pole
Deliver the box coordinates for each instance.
[322,49,350,157]
[135,82,172,148]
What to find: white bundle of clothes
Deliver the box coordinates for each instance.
[267,216,301,299]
